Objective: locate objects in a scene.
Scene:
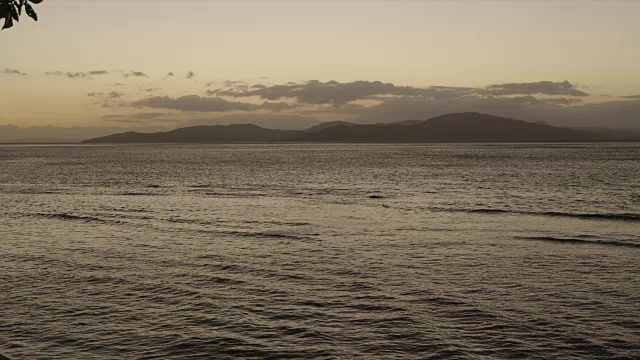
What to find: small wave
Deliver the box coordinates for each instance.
[433,207,640,222]
[159,216,309,228]
[520,236,640,248]
[108,207,151,213]
[368,194,386,199]
[197,275,246,286]
[203,192,268,198]
[230,231,310,241]
[241,220,311,227]
[38,213,106,223]
[191,228,312,241]
[117,192,162,196]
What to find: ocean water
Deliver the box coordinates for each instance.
[0,143,639,359]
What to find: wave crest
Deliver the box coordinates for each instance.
[520,236,640,248]
[432,207,640,222]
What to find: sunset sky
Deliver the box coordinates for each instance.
[2,0,639,138]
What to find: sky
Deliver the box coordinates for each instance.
[1,0,640,141]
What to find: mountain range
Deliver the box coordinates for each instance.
[83,112,634,143]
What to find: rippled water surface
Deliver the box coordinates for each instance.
[1,143,639,359]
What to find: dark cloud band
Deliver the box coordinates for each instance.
[208,80,587,107]
[131,95,295,112]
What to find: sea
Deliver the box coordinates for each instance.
[0,143,639,359]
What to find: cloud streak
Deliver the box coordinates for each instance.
[3,68,27,76]
[208,80,588,107]
[46,71,90,79]
[102,112,174,123]
[123,71,148,78]
[481,81,588,97]
[131,95,294,112]
[208,80,469,106]
[87,91,124,99]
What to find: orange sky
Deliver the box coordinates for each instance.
[1,1,639,129]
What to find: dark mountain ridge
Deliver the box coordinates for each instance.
[83,112,627,143]
[85,124,293,143]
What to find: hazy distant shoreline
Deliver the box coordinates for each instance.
[80,113,640,144]
[3,113,639,144]
[2,140,640,145]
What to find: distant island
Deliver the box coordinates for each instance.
[83,112,634,143]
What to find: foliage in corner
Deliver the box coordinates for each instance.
[1,0,43,30]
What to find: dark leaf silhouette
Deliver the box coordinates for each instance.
[2,13,13,29]
[0,0,43,30]
[10,2,18,21]
[25,2,36,21]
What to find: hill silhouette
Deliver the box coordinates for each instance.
[83,112,620,143]
[291,113,608,142]
[84,124,292,143]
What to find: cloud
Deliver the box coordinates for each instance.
[3,68,27,76]
[166,72,174,77]
[105,118,181,124]
[65,72,88,79]
[212,80,586,107]
[205,80,250,92]
[206,80,247,87]
[132,95,260,112]
[109,83,125,86]
[223,80,247,87]
[87,92,104,97]
[102,112,174,123]
[103,112,169,120]
[209,80,476,106]
[131,95,298,113]
[108,91,125,99]
[143,88,161,92]
[44,70,107,79]
[113,79,637,129]
[536,98,582,105]
[46,71,90,79]
[481,80,589,96]
[258,101,299,112]
[297,102,366,115]
[123,71,148,78]
[186,71,196,79]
